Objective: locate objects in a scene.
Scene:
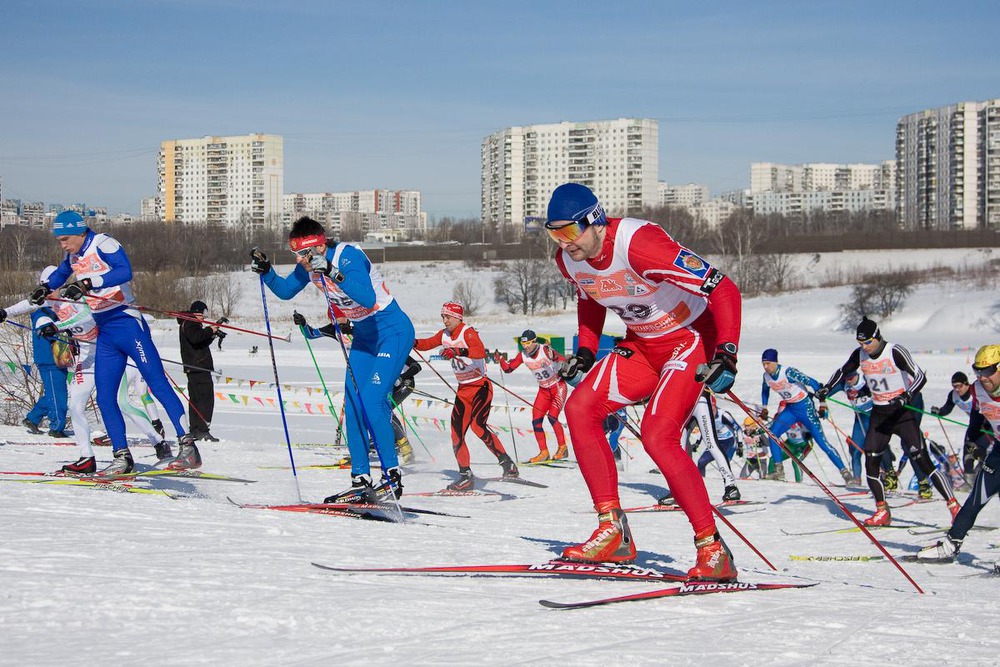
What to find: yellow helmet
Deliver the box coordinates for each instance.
[743,416,758,428]
[973,345,1000,371]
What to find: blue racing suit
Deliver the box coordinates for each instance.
[763,364,847,472]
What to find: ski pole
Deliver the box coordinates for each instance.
[390,395,436,462]
[825,411,853,468]
[495,368,520,462]
[296,315,345,442]
[256,269,303,503]
[825,416,866,455]
[411,387,455,406]
[724,388,924,594]
[414,350,458,395]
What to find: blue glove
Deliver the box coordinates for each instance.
[698,345,737,394]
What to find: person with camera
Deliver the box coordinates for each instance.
[178,300,220,442]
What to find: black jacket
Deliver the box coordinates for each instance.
[178,317,215,374]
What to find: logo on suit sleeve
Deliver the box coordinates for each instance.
[674,250,710,278]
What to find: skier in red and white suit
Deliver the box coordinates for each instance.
[499,329,569,463]
[547,182,742,581]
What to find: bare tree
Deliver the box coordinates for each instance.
[838,270,915,330]
[493,258,556,314]
[206,273,241,318]
[0,324,40,425]
[452,279,483,317]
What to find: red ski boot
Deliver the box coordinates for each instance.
[864,501,891,526]
[561,501,636,563]
[687,530,737,582]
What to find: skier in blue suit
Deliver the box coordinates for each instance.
[36,211,196,474]
[760,348,854,484]
[250,216,414,502]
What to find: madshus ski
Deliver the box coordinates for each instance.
[1,477,177,498]
[228,497,469,519]
[480,476,548,489]
[539,580,818,609]
[790,555,885,562]
[408,489,518,501]
[0,469,255,484]
[624,500,764,513]
[311,560,690,582]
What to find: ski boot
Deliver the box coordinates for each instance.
[657,491,675,506]
[152,419,166,440]
[947,498,961,521]
[863,501,891,526]
[199,430,220,443]
[553,445,569,461]
[722,484,741,502]
[48,430,69,439]
[764,465,785,481]
[528,450,550,464]
[883,468,899,491]
[447,468,475,491]
[374,467,403,500]
[324,474,376,504]
[167,434,202,470]
[396,437,415,466]
[153,441,173,463]
[99,448,135,476]
[918,479,932,500]
[561,501,636,563]
[499,454,519,479]
[916,535,961,562]
[687,530,737,582]
[22,418,43,435]
[839,468,855,485]
[61,457,96,476]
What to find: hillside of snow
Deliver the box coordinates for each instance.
[2,247,1000,665]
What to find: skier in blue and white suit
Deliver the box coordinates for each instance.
[33,211,197,474]
[759,348,854,483]
[250,216,414,502]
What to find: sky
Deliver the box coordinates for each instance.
[2,1,1000,219]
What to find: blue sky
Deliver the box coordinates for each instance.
[2,0,999,219]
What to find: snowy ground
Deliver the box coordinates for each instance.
[3,248,1000,666]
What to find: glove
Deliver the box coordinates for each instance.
[333,271,345,284]
[759,407,769,421]
[696,344,738,394]
[28,284,50,306]
[293,311,308,328]
[62,278,92,301]
[888,391,911,409]
[930,406,941,416]
[250,248,272,275]
[560,347,596,380]
[441,347,467,360]
[309,253,331,276]
[215,330,227,340]
[815,386,830,402]
[38,323,59,339]
[338,319,353,336]
[0,307,6,323]
[818,402,829,419]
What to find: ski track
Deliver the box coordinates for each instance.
[3,256,1000,664]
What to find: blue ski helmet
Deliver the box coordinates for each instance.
[546,183,607,226]
[52,211,87,236]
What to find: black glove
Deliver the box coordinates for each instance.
[250,248,272,275]
[888,391,911,409]
[62,278,92,301]
[560,347,596,380]
[293,311,308,328]
[215,330,227,340]
[930,406,941,416]
[28,284,50,306]
[815,386,830,402]
[696,344,738,394]
[38,323,59,339]
[0,307,6,324]
[338,319,353,336]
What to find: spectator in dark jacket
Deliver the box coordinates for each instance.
[178,300,220,441]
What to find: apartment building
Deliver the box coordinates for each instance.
[157,133,283,226]
[658,182,709,208]
[747,161,895,218]
[481,118,659,229]
[896,99,1000,229]
[282,189,427,239]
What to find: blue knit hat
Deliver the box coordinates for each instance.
[546,183,607,226]
[52,211,88,236]
[761,348,779,362]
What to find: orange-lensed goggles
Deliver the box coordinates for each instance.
[544,205,605,244]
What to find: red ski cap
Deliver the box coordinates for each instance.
[441,302,464,320]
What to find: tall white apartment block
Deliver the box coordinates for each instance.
[750,161,895,194]
[897,99,1000,230]
[658,182,709,208]
[158,133,283,226]
[482,118,659,229]
[282,190,427,238]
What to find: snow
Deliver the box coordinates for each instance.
[3,247,1000,665]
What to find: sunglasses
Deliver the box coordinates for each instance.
[544,205,605,244]
[291,245,321,258]
[857,338,878,346]
[974,364,998,378]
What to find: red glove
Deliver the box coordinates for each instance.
[440,347,458,360]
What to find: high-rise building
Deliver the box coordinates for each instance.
[896,100,1000,230]
[750,162,895,194]
[481,118,659,230]
[282,189,427,239]
[658,182,709,208]
[157,133,283,226]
